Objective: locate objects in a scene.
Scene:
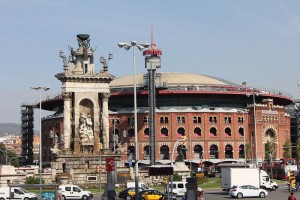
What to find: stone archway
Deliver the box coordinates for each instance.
[263,127,277,159]
[264,129,276,144]
[263,126,278,144]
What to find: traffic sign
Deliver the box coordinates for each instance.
[106,157,115,172]
[98,166,103,172]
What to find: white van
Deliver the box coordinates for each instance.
[166,181,187,196]
[165,181,203,197]
[126,182,151,190]
[0,187,37,200]
[59,184,93,200]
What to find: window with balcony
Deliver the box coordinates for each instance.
[143,117,149,124]
[177,116,185,124]
[127,117,134,125]
[224,116,232,124]
[193,116,201,123]
[209,116,217,123]
[160,116,169,124]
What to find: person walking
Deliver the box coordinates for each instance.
[288,192,297,200]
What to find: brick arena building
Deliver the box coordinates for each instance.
[41,71,293,166]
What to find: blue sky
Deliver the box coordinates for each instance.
[1,0,300,126]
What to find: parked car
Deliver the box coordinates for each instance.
[229,185,268,198]
[118,187,144,200]
[58,184,93,200]
[135,189,165,200]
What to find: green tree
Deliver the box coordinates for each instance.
[282,140,292,158]
[7,150,20,167]
[294,139,300,162]
[246,143,251,162]
[0,143,7,164]
[264,141,275,160]
[25,176,43,184]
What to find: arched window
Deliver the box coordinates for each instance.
[210,127,217,137]
[194,127,201,136]
[225,127,232,137]
[144,128,150,137]
[128,128,134,137]
[210,145,218,159]
[194,145,203,159]
[143,145,150,159]
[225,144,233,159]
[160,145,170,160]
[238,127,244,137]
[161,128,169,137]
[239,144,245,159]
[177,127,185,136]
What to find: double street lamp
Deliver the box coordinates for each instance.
[118,41,149,200]
[31,86,50,193]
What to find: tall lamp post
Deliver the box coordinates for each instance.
[118,41,149,200]
[247,91,259,167]
[31,86,50,194]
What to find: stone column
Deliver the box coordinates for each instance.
[102,93,110,150]
[63,92,72,152]
[93,103,100,154]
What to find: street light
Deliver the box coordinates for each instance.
[247,91,259,167]
[31,86,50,194]
[118,41,149,200]
[170,137,187,200]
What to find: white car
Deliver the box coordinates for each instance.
[59,184,93,200]
[229,185,268,198]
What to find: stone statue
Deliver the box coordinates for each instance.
[50,142,61,155]
[68,46,76,63]
[59,50,68,67]
[79,113,94,142]
[176,146,186,162]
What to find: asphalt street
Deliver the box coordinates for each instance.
[92,182,295,200]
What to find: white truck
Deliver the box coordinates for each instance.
[221,168,275,191]
[0,187,37,200]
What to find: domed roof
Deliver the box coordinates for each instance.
[110,72,240,88]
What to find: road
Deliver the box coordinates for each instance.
[92,183,294,200]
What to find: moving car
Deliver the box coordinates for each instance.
[118,187,145,200]
[0,187,37,200]
[136,189,165,200]
[229,185,268,198]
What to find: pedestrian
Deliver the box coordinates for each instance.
[288,192,297,200]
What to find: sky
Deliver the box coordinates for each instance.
[1,0,300,128]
